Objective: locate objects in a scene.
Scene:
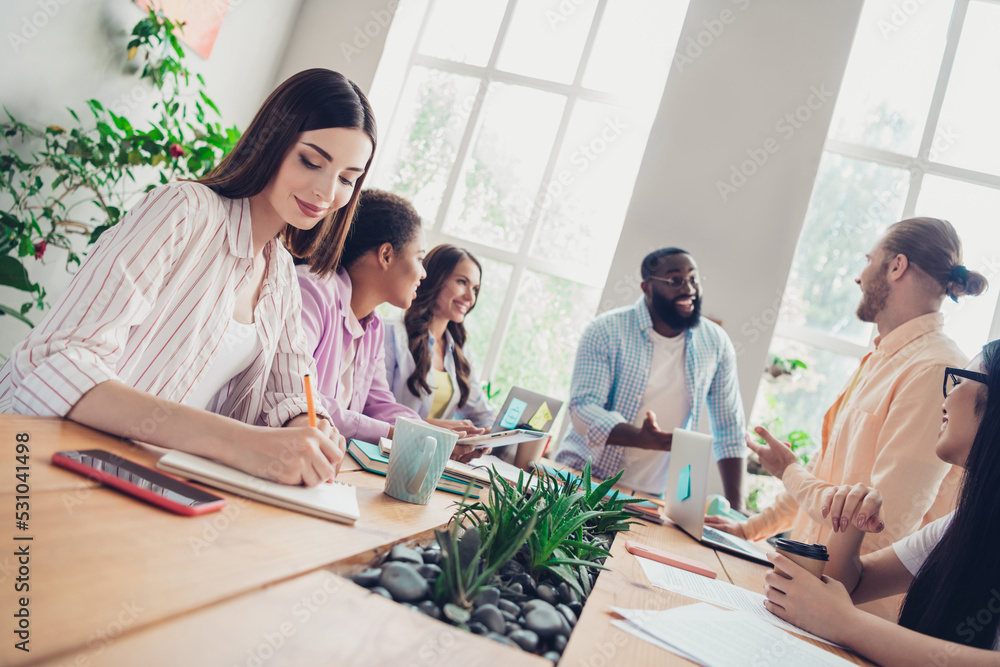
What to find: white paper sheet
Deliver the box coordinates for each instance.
[634,555,838,646]
[613,603,855,667]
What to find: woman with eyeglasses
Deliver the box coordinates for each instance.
[761,339,1000,664]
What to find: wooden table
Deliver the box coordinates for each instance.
[0,416,870,666]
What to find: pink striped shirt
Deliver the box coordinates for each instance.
[0,182,329,428]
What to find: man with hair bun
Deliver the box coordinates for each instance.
[709,217,988,619]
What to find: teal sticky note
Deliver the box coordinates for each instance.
[677,464,692,502]
[499,398,528,430]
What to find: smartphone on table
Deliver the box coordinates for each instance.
[52,449,227,516]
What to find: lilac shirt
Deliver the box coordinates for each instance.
[297,266,419,442]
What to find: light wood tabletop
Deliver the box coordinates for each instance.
[0,416,873,666]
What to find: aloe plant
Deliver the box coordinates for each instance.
[450,462,637,600]
[433,515,536,611]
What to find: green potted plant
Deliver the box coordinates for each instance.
[0,7,239,328]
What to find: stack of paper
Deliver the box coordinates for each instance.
[612,603,855,667]
[633,555,837,645]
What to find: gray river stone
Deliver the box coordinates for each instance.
[379,562,429,602]
[557,603,577,626]
[508,629,539,652]
[497,599,520,616]
[542,650,561,662]
[369,586,392,600]
[558,582,579,605]
[351,568,381,587]
[417,564,442,581]
[523,604,565,638]
[388,544,424,564]
[468,621,488,635]
[536,583,559,606]
[471,604,506,635]
[421,548,441,565]
[510,572,536,593]
[443,603,471,624]
[552,634,568,652]
[416,600,441,619]
[473,587,500,608]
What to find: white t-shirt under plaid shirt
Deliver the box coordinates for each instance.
[0,182,327,429]
[555,298,746,481]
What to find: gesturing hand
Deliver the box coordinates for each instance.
[745,425,798,479]
[638,411,672,451]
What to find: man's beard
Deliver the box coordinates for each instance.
[856,267,890,323]
[652,290,701,331]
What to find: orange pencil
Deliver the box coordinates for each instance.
[303,374,318,427]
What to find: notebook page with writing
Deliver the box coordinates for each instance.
[157,450,359,524]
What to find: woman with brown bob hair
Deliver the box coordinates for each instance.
[384,244,494,431]
[0,68,375,486]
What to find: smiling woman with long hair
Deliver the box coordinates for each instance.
[0,68,376,486]
[761,339,1000,665]
[383,244,494,430]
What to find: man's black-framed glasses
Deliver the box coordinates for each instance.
[943,367,989,398]
[647,275,701,289]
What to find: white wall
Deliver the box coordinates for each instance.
[273,0,398,99]
[0,0,303,352]
[600,0,864,422]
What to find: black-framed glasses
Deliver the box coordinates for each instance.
[943,367,988,398]
[647,275,702,290]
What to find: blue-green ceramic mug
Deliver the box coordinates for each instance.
[384,418,458,504]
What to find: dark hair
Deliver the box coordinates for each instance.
[334,190,422,270]
[197,68,377,277]
[897,339,1000,649]
[641,247,690,280]
[881,218,988,302]
[403,244,482,408]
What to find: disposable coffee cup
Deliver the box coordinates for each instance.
[773,539,828,579]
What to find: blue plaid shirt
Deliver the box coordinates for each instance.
[556,298,746,479]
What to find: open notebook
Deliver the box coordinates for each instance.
[157,451,360,525]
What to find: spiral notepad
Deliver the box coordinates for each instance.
[157,450,360,524]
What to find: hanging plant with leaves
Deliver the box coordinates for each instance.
[0,7,239,326]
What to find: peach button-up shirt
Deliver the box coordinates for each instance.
[745,313,966,608]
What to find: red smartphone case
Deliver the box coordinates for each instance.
[52,451,227,516]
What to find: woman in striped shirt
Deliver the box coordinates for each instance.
[0,69,375,486]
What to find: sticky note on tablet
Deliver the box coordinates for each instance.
[677,464,692,501]
[499,398,528,430]
[527,402,552,431]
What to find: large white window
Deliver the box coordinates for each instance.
[368,0,689,429]
[754,0,1000,453]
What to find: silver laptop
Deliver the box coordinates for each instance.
[458,386,563,448]
[664,428,771,565]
